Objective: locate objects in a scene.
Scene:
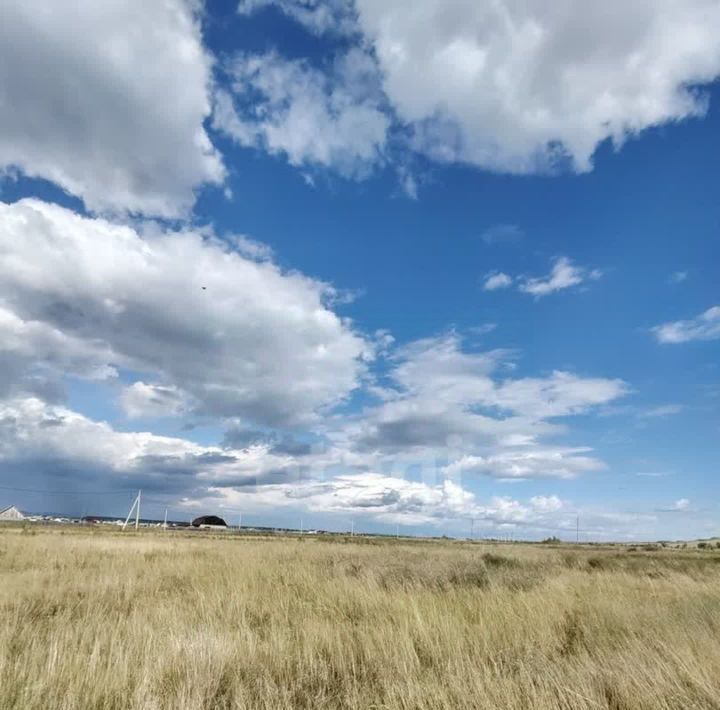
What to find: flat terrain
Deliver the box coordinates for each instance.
[2,527,720,709]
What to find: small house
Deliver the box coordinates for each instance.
[0,505,26,521]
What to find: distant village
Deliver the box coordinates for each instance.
[0,504,327,534]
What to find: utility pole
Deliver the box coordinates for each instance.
[576,514,580,544]
[122,490,142,532]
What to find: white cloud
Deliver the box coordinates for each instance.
[0,396,296,489]
[483,272,513,291]
[529,495,564,513]
[469,323,497,336]
[519,256,593,297]
[187,472,576,529]
[0,303,119,399]
[119,383,189,419]
[638,404,683,418]
[237,0,720,176]
[0,394,670,538]
[285,473,476,525]
[337,334,627,477]
[652,306,720,344]
[0,199,369,426]
[190,477,663,539]
[656,497,692,512]
[0,0,224,217]
[669,271,689,284]
[443,448,604,480]
[356,0,720,173]
[238,0,358,36]
[492,370,628,419]
[213,49,389,178]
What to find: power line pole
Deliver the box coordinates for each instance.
[576,514,579,544]
[122,490,141,532]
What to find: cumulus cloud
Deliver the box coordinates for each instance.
[529,495,564,513]
[237,0,720,176]
[187,476,658,539]
[483,272,513,291]
[0,396,299,495]
[0,199,369,426]
[0,394,581,533]
[213,49,389,178]
[284,473,476,525]
[186,471,577,529]
[0,393,662,538]
[519,257,600,297]
[0,0,224,217]
[356,0,720,172]
[652,306,720,344]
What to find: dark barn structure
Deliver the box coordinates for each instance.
[191,514,228,529]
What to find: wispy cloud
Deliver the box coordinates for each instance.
[638,404,684,418]
[652,306,720,343]
[668,271,688,284]
[469,323,497,336]
[656,498,690,512]
[516,257,602,298]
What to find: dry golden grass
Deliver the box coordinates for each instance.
[2,526,720,709]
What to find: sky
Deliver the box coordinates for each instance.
[0,0,718,541]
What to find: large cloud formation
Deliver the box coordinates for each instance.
[237,0,720,176]
[0,199,369,426]
[333,334,627,479]
[0,0,224,217]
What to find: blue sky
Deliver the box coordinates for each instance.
[0,0,718,540]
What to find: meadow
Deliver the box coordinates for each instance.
[1,526,720,709]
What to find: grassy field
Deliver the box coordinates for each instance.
[2,527,720,709]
